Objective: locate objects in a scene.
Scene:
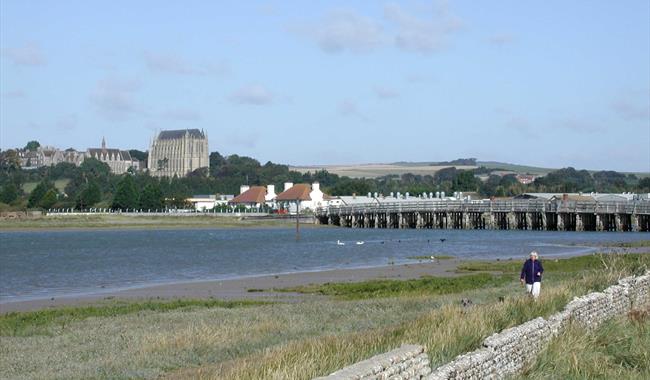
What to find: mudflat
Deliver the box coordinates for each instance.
[0,259,461,313]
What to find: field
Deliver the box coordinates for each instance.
[291,163,477,179]
[1,253,648,379]
[21,179,70,194]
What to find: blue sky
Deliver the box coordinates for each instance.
[1,1,649,171]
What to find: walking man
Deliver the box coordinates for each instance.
[520,251,543,300]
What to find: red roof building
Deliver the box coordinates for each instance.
[229,186,267,205]
[275,184,312,201]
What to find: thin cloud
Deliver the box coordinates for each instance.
[374,86,399,99]
[505,116,537,137]
[56,114,78,131]
[2,43,47,66]
[302,9,384,53]
[487,33,514,46]
[144,51,229,76]
[162,108,201,121]
[229,84,274,105]
[612,100,650,121]
[384,2,463,54]
[90,77,142,121]
[3,90,26,99]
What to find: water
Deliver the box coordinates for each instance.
[0,228,647,302]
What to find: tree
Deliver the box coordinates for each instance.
[0,183,19,204]
[139,183,164,210]
[128,149,148,162]
[112,175,139,210]
[27,180,54,208]
[76,181,102,209]
[39,189,58,209]
[24,141,40,152]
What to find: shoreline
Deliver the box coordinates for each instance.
[0,260,463,313]
[2,246,647,314]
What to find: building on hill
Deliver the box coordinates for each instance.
[87,138,138,174]
[148,129,209,177]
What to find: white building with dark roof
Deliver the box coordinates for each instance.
[148,129,209,177]
[87,138,137,174]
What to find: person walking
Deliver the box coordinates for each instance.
[520,251,543,300]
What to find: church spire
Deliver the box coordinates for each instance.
[101,136,106,151]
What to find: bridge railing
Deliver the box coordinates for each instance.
[316,200,650,216]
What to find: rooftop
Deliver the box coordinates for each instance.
[230,186,267,204]
[276,184,312,201]
[157,129,205,140]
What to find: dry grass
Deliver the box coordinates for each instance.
[522,310,650,379]
[0,254,641,380]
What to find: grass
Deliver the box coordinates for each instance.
[0,214,307,230]
[1,253,646,379]
[523,311,650,379]
[22,179,70,194]
[603,240,650,248]
[457,252,650,276]
[275,273,509,300]
[0,299,267,337]
[407,254,455,260]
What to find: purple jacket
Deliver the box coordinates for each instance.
[520,259,543,284]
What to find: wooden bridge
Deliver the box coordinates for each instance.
[316,199,650,232]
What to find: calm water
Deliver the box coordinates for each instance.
[0,228,647,302]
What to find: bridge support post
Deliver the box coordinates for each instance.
[595,214,604,231]
[557,214,565,231]
[541,212,547,230]
[482,212,495,229]
[631,214,639,232]
[615,214,622,232]
[506,212,516,230]
[525,213,532,230]
[575,214,584,232]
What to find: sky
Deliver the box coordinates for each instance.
[1,1,649,172]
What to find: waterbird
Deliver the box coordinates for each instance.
[440,238,447,243]
[356,241,365,245]
[336,240,345,246]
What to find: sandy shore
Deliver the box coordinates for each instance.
[0,259,463,313]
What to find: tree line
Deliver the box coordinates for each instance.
[1,147,649,211]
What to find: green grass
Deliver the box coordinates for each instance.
[603,240,650,248]
[457,253,650,276]
[523,312,650,379]
[22,179,70,194]
[0,299,267,337]
[276,273,511,300]
[407,254,455,260]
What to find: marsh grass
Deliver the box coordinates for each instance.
[522,311,650,379]
[1,253,645,380]
[457,252,650,276]
[275,273,510,300]
[0,299,267,337]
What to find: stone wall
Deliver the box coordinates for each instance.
[314,272,649,380]
[314,344,431,380]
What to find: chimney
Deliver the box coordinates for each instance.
[562,193,568,201]
[267,184,275,195]
[312,182,320,191]
[240,185,250,194]
[352,193,356,199]
[284,182,293,191]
